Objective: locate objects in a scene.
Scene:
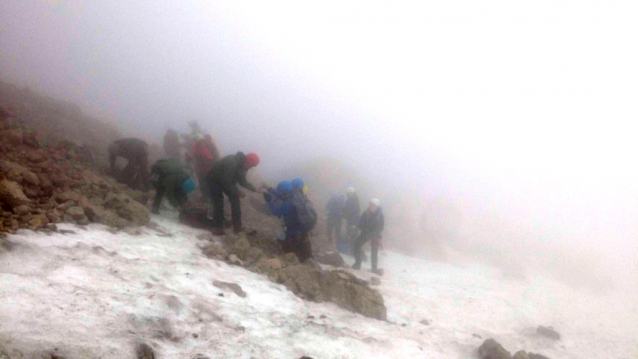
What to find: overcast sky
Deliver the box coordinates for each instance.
[1,0,637,291]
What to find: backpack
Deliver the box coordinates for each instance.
[291,191,317,232]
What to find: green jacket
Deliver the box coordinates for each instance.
[210,152,256,198]
[151,158,190,207]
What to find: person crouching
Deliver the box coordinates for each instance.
[151,158,196,214]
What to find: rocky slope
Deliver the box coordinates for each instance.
[0,104,151,234]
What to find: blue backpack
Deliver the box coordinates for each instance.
[291,191,317,232]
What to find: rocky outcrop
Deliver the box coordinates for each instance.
[0,107,150,233]
[478,339,511,359]
[202,234,388,320]
[478,339,552,359]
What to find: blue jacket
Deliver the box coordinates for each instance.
[264,189,305,237]
[325,194,345,218]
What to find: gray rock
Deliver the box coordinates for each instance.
[213,280,247,298]
[478,338,512,359]
[66,206,85,219]
[315,251,346,267]
[13,204,31,215]
[537,326,561,340]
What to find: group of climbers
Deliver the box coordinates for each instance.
[107,127,385,273]
[324,187,384,273]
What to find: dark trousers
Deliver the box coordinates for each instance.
[198,172,211,202]
[326,216,342,245]
[210,181,241,229]
[152,183,165,212]
[282,232,313,263]
[353,233,379,271]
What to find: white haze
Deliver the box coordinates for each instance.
[1,1,637,296]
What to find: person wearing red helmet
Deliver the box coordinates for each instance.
[209,151,262,235]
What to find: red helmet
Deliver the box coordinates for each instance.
[245,152,260,167]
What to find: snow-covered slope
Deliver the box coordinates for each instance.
[0,217,636,358]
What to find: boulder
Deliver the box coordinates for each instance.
[230,236,252,260]
[28,214,48,228]
[12,204,31,216]
[323,270,387,321]
[0,179,31,207]
[22,171,40,186]
[202,243,227,259]
[55,190,80,203]
[513,351,529,359]
[103,192,150,226]
[279,264,325,301]
[536,326,560,340]
[369,277,381,286]
[213,280,247,298]
[478,339,511,359]
[315,251,346,267]
[123,188,150,205]
[228,254,244,266]
[0,160,32,181]
[245,247,264,266]
[66,206,85,220]
[280,252,301,266]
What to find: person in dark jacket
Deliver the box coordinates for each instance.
[340,186,361,254]
[352,198,385,274]
[325,193,345,249]
[264,180,313,262]
[108,138,150,191]
[151,158,195,214]
[209,151,261,235]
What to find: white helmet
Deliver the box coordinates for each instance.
[370,198,381,207]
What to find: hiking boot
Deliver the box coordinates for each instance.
[351,263,361,270]
[232,223,243,234]
[212,228,225,236]
[371,268,384,276]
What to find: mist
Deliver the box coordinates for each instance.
[1,0,637,297]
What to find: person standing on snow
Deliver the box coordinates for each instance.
[150,158,196,214]
[325,192,345,249]
[108,138,150,191]
[186,134,220,201]
[352,198,385,274]
[340,187,361,254]
[264,180,316,262]
[209,151,261,235]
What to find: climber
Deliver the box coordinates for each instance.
[108,137,150,191]
[339,187,361,254]
[325,192,345,249]
[209,151,262,235]
[264,180,315,262]
[150,158,196,214]
[186,133,220,201]
[352,198,385,275]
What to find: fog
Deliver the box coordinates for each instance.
[1,1,637,296]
